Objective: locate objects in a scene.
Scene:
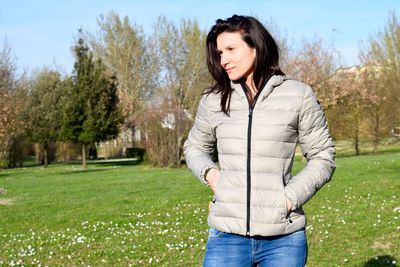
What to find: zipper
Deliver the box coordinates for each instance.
[242,83,264,236]
[246,106,253,235]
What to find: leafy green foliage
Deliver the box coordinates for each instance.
[61,34,122,167]
[29,70,63,144]
[27,70,66,166]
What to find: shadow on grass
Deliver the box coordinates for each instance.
[336,147,400,158]
[55,159,142,176]
[90,158,141,167]
[363,255,397,266]
[2,158,142,171]
[57,168,111,176]
[0,172,9,178]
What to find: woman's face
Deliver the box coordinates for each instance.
[216,31,256,82]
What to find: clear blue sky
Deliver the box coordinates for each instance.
[1,0,399,74]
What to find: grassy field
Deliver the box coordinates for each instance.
[0,152,399,266]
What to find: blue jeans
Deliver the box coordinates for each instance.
[203,227,307,267]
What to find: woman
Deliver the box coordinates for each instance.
[184,15,336,267]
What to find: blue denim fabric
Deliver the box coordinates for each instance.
[203,227,307,267]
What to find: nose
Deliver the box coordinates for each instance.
[220,53,229,67]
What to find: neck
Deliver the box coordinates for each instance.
[245,74,257,97]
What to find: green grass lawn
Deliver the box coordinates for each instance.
[0,153,399,266]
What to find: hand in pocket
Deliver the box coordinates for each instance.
[205,168,220,193]
[286,198,293,213]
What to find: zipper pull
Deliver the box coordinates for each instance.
[248,107,253,118]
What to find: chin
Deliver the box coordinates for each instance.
[231,76,246,83]
[228,74,241,81]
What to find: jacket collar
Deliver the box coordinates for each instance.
[230,75,291,102]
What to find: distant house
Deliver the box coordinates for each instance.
[391,127,400,137]
[161,109,192,129]
[96,127,143,158]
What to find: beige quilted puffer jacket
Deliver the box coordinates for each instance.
[184,75,336,237]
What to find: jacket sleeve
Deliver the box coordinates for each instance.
[183,94,218,185]
[284,85,336,209]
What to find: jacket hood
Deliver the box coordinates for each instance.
[230,75,292,101]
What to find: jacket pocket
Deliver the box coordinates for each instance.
[210,171,224,218]
[280,191,289,221]
[287,208,305,221]
[213,170,224,203]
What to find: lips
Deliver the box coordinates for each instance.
[225,67,235,73]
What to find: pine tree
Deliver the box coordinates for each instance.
[62,34,122,168]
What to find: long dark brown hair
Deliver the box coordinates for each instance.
[206,15,285,114]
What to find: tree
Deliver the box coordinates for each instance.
[329,66,380,155]
[142,17,210,166]
[0,41,28,167]
[260,17,291,70]
[286,37,344,111]
[0,42,16,157]
[0,41,15,92]
[62,34,122,168]
[362,11,400,132]
[27,69,65,167]
[357,63,386,151]
[89,12,158,154]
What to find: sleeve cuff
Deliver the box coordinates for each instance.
[200,164,217,186]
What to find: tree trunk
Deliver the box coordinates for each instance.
[82,143,87,169]
[176,135,183,166]
[121,126,127,157]
[35,143,41,164]
[104,143,109,160]
[355,130,360,156]
[7,140,13,168]
[373,111,380,153]
[44,142,48,168]
[7,137,16,168]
